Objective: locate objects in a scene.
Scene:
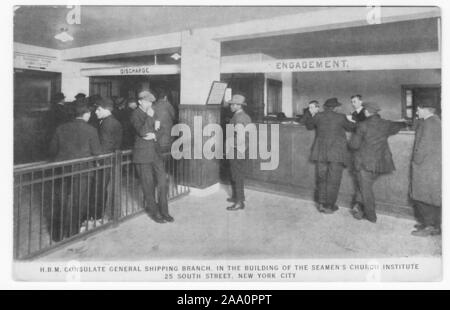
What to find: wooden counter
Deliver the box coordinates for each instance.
[244,124,415,218]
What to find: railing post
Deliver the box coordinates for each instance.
[112,150,122,225]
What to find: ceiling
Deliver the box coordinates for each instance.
[221,17,439,59]
[14,6,328,50]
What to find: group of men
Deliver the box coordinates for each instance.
[45,88,441,239]
[47,89,175,240]
[303,95,441,237]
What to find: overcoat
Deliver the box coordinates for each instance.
[49,119,102,161]
[410,115,442,206]
[305,109,356,165]
[153,99,176,149]
[99,114,123,153]
[349,114,405,174]
[130,107,160,163]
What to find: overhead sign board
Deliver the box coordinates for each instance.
[221,52,441,73]
[14,52,58,71]
[81,64,181,76]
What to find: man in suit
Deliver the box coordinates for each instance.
[130,90,172,223]
[95,97,124,220]
[410,99,441,237]
[226,94,252,211]
[305,97,356,213]
[349,102,406,223]
[351,94,366,123]
[153,88,176,154]
[49,103,102,241]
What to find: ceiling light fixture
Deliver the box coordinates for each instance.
[170,53,181,61]
[54,28,73,42]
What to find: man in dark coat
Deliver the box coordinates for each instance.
[130,90,172,223]
[96,98,123,153]
[350,94,367,123]
[349,102,406,223]
[94,97,123,220]
[49,103,102,241]
[225,94,252,211]
[410,99,441,237]
[153,89,176,154]
[45,92,71,151]
[305,98,356,213]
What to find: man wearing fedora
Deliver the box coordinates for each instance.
[410,99,441,237]
[130,90,172,224]
[226,94,252,211]
[349,102,406,223]
[305,98,356,213]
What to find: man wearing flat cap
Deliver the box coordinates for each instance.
[226,94,252,211]
[305,97,356,213]
[410,99,441,237]
[349,102,406,223]
[130,90,172,223]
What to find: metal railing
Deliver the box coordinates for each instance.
[13,150,190,260]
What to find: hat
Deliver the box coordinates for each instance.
[227,94,247,106]
[138,90,156,102]
[75,93,86,100]
[97,97,114,111]
[53,92,65,102]
[362,102,381,114]
[324,97,342,108]
[417,98,438,109]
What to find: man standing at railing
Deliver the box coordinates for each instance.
[130,90,173,224]
[96,98,123,154]
[49,103,102,242]
[95,97,123,221]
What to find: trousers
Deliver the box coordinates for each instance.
[413,200,441,228]
[316,161,344,207]
[135,158,169,216]
[354,169,379,222]
[229,159,247,202]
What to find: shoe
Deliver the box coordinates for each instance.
[321,207,334,214]
[352,210,364,220]
[365,217,377,223]
[227,201,245,211]
[414,223,426,230]
[317,204,327,212]
[227,197,237,203]
[162,214,174,223]
[148,211,166,224]
[411,226,439,237]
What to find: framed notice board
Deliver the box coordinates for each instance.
[206,81,228,105]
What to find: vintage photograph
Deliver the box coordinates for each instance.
[12,5,442,282]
